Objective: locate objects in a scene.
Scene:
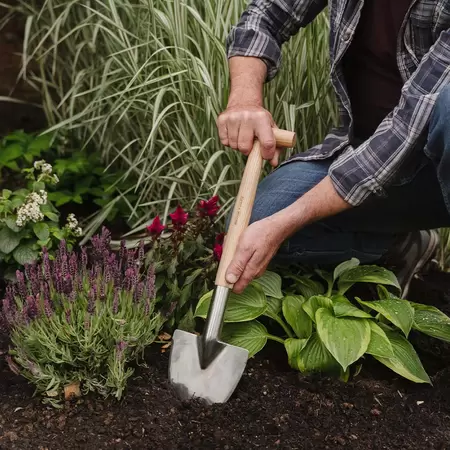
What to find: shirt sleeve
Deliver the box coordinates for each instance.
[226,0,328,81]
[329,30,450,206]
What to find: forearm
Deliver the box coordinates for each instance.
[228,56,267,107]
[270,176,352,239]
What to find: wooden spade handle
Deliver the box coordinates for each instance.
[215,128,296,288]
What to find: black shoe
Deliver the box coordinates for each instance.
[382,230,439,298]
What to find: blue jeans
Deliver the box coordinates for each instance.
[250,85,450,266]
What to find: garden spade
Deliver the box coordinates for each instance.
[169,128,297,404]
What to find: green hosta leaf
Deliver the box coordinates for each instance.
[297,333,340,374]
[195,285,267,323]
[411,303,450,342]
[366,321,394,358]
[254,271,283,299]
[5,217,20,232]
[357,298,414,337]
[377,285,398,300]
[284,338,309,370]
[288,275,325,298]
[266,296,283,316]
[282,295,312,339]
[338,265,400,294]
[374,331,431,384]
[0,226,21,254]
[316,308,371,371]
[221,321,267,357]
[332,296,372,318]
[33,222,50,241]
[302,295,333,322]
[13,245,39,265]
[333,258,360,281]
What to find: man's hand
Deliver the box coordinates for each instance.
[225,176,352,293]
[217,105,282,167]
[217,56,283,167]
[225,216,285,293]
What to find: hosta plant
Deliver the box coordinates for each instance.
[0,159,82,278]
[195,259,450,383]
[2,228,164,405]
[144,196,223,331]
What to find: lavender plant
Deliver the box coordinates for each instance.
[2,228,164,405]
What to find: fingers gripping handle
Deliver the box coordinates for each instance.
[215,129,296,288]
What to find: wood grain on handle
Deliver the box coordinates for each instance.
[215,128,296,288]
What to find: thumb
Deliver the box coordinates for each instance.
[225,244,254,285]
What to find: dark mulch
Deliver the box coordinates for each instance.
[1,272,450,450]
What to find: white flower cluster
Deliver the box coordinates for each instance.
[16,190,48,227]
[66,213,83,237]
[34,160,53,174]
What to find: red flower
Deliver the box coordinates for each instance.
[215,232,225,245]
[198,195,220,218]
[169,205,189,228]
[147,216,165,236]
[213,243,223,261]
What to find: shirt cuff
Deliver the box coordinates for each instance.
[226,27,281,81]
[328,147,387,206]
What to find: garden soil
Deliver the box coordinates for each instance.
[1,273,450,450]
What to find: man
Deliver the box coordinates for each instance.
[217,1,450,297]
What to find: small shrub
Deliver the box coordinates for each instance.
[3,228,164,405]
[0,159,81,278]
[195,259,450,384]
[145,196,223,331]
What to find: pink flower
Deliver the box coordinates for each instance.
[213,243,223,261]
[147,216,165,236]
[169,205,189,229]
[198,195,220,218]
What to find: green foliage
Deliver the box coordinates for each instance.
[3,229,164,405]
[144,198,223,331]
[0,129,133,230]
[195,258,450,384]
[0,130,51,172]
[16,0,337,231]
[0,160,82,277]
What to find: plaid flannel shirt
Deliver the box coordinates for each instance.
[226,0,450,206]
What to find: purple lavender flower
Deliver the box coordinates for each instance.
[69,253,78,278]
[2,296,14,325]
[16,270,27,299]
[112,288,119,314]
[26,295,38,319]
[63,275,73,295]
[81,246,88,271]
[133,282,144,303]
[126,249,136,269]
[43,295,53,318]
[42,248,51,281]
[144,299,151,316]
[146,265,155,300]
[61,254,68,278]
[22,306,30,325]
[138,240,145,264]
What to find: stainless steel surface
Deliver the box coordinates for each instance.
[200,285,229,368]
[168,286,249,404]
[169,329,248,404]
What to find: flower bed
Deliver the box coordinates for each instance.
[1,273,450,449]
